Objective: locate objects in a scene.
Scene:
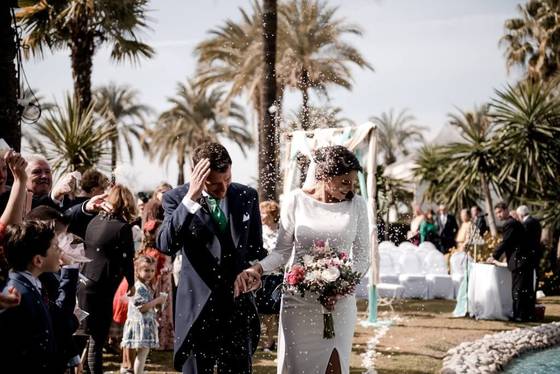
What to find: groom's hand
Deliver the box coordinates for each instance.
[234,268,262,297]
[186,158,211,201]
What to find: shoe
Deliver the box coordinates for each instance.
[120,368,134,374]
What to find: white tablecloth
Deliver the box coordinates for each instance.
[467,263,513,320]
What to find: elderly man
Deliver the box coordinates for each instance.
[26,155,90,212]
[516,205,542,268]
[488,202,534,322]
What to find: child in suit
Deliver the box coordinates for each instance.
[0,219,79,373]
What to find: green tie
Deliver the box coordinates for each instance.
[207,196,228,233]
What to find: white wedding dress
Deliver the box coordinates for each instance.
[259,189,370,374]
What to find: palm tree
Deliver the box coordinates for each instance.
[444,105,500,236]
[147,81,253,185]
[17,0,154,108]
[24,94,114,174]
[286,104,354,130]
[500,0,560,82]
[260,0,279,202]
[195,1,267,118]
[94,83,151,172]
[370,109,425,165]
[278,0,373,129]
[490,80,560,198]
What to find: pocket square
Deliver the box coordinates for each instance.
[243,213,250,222]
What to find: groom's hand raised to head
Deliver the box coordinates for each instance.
[186,158,211,201]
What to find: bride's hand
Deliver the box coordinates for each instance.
[234,267,262,297]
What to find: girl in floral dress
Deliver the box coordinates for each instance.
[121,255,167,374]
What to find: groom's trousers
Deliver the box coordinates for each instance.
[182,293,254,374]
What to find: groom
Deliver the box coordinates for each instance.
[157,142,267,373]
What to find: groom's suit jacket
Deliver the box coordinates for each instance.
[157,182,267,369]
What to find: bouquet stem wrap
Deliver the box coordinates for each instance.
[322,307,335,339]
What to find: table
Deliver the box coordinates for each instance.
[467,263,513,320]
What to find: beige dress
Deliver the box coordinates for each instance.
[455,222,473,251]
[259,189,370,374]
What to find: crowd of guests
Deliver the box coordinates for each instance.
[408,200,543,322]
[0,149,285,373]
[408,203,491,254]
[0,149,177,373]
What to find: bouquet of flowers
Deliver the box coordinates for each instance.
[284,240,362,339]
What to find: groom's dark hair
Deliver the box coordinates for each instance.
[192,142,232,172]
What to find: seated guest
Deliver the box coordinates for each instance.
[0,220,79,373]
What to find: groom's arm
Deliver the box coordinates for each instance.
[157,189,198,256]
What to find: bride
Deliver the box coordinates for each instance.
[247,145,370,374]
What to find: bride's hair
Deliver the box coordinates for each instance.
[313,146,362,181]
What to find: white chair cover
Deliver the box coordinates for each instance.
[421,249,454,299]
[397,251,428,299]
[379,240,397,252]
[379,250,400,284]
[398,241,417,252]
[422,250,448,274]
[398,251,424,274]
[418,242,438,252]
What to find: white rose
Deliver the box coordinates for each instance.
[303,254,314,266]
[321,267,340,283]
[305,271,317,282]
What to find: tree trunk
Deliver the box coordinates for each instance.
[111,135,118,173]
[0,4,20,151]
[70,24,94,109]
[301,83,310,130]
[480,173,497,237]
[177,151,185,186]
[259,0,278,202]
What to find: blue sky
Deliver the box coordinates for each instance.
[22,0,521,190]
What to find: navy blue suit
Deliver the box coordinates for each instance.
[0,268,79,373]
[157,182,267,373]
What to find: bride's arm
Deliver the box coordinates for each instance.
[352,196,371,275]
[254,191,297,274]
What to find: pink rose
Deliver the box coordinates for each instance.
[339,252,348,260]
[286,264,305,286]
